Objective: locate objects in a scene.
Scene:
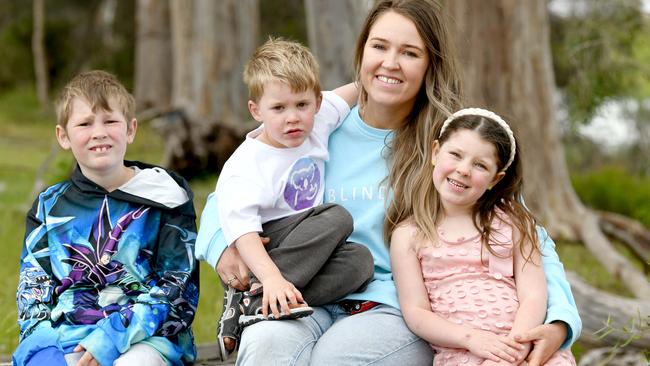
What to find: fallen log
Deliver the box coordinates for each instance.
[568,271,650,349]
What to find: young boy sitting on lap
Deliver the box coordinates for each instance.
[204,38,374,361]
[14,70,199,366]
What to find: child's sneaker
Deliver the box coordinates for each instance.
[216,286,243,361]
[238,285,313,327]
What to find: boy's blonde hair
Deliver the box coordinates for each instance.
[243,38,321,102]
[56,70,135,127]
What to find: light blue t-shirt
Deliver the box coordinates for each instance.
[324,106,397,308]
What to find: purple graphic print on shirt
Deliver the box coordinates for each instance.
[284,157,320,210]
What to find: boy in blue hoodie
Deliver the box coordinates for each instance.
[14,70,199,366]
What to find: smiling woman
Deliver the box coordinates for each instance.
[359,11,429,129]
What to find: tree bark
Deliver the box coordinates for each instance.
[304,0,370,89]
[169,0,194,110]
[158,0,259,178]
[445,0,650,299]
[32,0,49,110]
[134,0,172,111]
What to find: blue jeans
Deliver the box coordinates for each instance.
[237,304,434,366]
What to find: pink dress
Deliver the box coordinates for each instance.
[418,214,576,366]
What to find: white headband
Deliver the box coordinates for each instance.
[439,108,516,172]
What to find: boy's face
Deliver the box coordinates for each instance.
[248,81,322,148]
[56,97,137,180]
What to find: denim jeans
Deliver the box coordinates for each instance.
[237,304,434,366]
[64,343,167,366]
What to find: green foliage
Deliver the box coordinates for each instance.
[0,9,34,89]
[260,0,307,43]
[0,0,135,94]
[550,0,649,123]
[571,166,650,227]
[594,314,650,365]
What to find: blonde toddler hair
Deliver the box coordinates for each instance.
[243,37,321,102]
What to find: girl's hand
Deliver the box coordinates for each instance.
[261,275,304,319]
[73,345,99,366]
[464,329,525,363]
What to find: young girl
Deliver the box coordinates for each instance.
[390,108,577,366]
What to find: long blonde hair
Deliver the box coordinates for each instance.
[352,0,463,243]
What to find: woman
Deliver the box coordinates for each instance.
[197,0,581,364]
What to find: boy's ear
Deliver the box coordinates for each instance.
[127,118,138,143]
[248,100,263,122]
[55,125,71,150]
[314,92,323,113]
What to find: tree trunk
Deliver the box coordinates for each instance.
[134,0,172,112]
[32,0,48,110]
[304,0,370,89]
[157,0,259,178]
[169,0,194,109]
[445,0,650,300]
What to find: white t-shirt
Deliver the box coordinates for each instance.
[216,91,350,245]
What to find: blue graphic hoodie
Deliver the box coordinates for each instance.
[14,161,199,366]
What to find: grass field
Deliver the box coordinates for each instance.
[0,87,641,358]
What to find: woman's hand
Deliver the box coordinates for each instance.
[216,237,269,291]
[514,322,567,366]
[73,345,99,366]
[464,329,524,363]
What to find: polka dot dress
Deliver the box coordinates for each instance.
[418,215,576,366]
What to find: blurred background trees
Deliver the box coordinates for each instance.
[0,0,649,363]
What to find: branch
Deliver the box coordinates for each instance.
[567,272,650,349]
[598,211,650,272]
[579,210,650,299]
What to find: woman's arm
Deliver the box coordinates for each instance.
[390,225,522,363]
[332,82,359,107]
[537,226,582,346]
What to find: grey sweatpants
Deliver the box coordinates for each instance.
[260,203,374,306]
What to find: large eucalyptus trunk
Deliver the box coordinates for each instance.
[134,0,172,111]
[154,0,259,178]
[304,0,370,89]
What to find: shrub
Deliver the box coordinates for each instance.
[572,166,650,227]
